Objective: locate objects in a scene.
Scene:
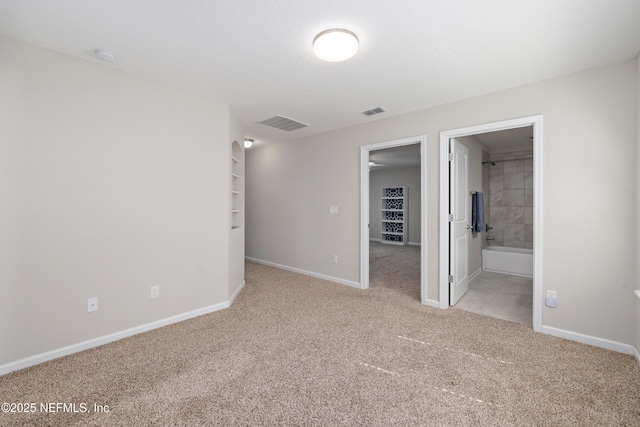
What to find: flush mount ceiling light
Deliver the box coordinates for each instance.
[313,29,359,62]
[94,49,116,63]
[244,138,254,149]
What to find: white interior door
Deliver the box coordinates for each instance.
[449,139,469,305]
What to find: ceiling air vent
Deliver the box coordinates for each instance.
[362,107,386,116]
[258,115,309,132]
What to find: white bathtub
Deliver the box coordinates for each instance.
[482,246,533,277]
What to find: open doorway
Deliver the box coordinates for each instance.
[360,135,430,305]
[439,116,543,332]
[368,144,421,301]
[454,128,534,324]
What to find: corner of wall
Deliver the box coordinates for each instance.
[1,35,236,370]
[634,52,640,364]
[228,108,245,302]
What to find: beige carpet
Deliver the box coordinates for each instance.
[1,260,639,426]
[369,241,421,302]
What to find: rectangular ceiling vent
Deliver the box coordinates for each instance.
[258,115,309,131]
[362,107,386,116]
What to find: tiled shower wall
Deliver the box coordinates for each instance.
[486,149,534,249]
[481,150,491,250]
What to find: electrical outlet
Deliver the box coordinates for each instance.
[88,297,98,312]
[333,255,338,264]
[545,290,557,308]
[151,285,160,299]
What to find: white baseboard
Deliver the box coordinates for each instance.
[368,238,421,247]
[245,257,361,289]
[634,346,640,365]
[468,267,482,282]
[541,325,635,356]
[0,301,230,377]
[423,298,440,308]
[229,280,245,305]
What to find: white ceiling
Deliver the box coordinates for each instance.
[1,1,639,147]
[474,126,533,149]
[370,144,421,170]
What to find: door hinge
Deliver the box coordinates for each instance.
[448,153,454,161]
[448,214,454,222]
[448,275,453,283]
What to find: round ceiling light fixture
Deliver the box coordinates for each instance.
[313,28,359,62]
[244,138,254,149]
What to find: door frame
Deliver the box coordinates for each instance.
[438,115,544,332]
[360,135,430,305]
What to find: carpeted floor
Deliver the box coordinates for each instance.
[369,241,421,303]
[1,260,639,426]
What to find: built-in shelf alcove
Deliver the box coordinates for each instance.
[231,140,243,230]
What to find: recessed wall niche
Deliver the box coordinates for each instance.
[231,140,243,230]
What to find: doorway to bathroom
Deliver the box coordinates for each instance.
[439,116,543,332]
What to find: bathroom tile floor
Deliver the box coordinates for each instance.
[454,271,533,326]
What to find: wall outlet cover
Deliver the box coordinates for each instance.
[88,297,98,312]
[545,291,557,308]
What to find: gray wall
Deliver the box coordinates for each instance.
[246,58,638,347]
[369,167,421,245]
[0,35,243,368]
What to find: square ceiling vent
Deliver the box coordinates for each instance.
[361,106,386,116]
[258,115,309,131]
